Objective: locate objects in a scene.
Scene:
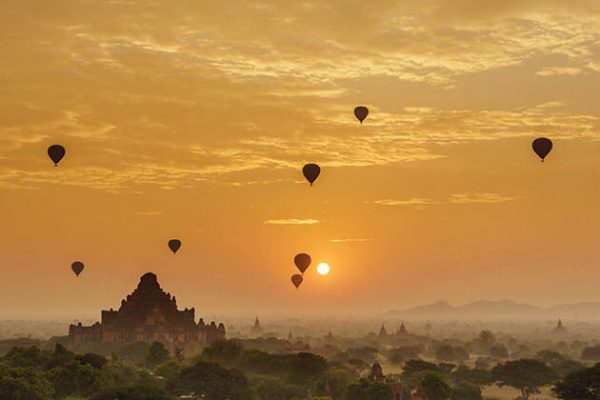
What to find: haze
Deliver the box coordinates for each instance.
[0,0,599,319]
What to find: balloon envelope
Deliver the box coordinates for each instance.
[291,274,303,289]
[294,253,311,274]
[71,261,84,277]
[302,164,320,186]
[168,239,182,254]
[532,138,553,161]
[48,145,66,166]
[354,106,369,124]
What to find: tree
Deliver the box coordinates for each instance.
[451,383,482,400]
[451,365,492,386]
[555,359,586,379]
[145,342,169,367]
[315,368,353,400]
[535,350,584,378]
[48,360,100,398]
[492,359,558,399]
[401,359,440,389]
[202,339,244,365]
[254,377,289,400]
[490,344,509,359]
[421,372,452,400]
[48,344,74,369]
[436,345,468,363]
[553,362,600,400]
[0,364,53,400]
[155,360,184,392]
[388,346,422,364]
[2,346,51,369]
[436,345,458,362]
[438,363,457,375]
[91,384,172,400]
[176,361,253,400]
[347,358,369,373]
[345,347,379,363]
[476,330,496,348]
[347,378,392,400]
[288,352,328,383]
[96,359,140,390]
[536,350,566,366]
[75,352,108,369]
[582,346,600,361]
[118,341,150,364]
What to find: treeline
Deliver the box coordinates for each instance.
[0,340,339,400]
[1,339,600,399]
[0,343,171,399]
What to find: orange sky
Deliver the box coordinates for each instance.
[0,0,599,319]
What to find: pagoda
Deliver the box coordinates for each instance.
[69,272,225,350]
[552,318,567,334]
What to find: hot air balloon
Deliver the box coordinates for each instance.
[302,164,320,186]
[532,138,553,162]
[71,261,84,277]
[291,274,303,289]
[168,239,181,254]
[354,106,369,124]
[294,253,311,274]
[48,144,66,167]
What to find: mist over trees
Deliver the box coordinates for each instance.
[2,317,600,399]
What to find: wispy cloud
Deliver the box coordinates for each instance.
[263,219,320,225]
[330,238,374,243]
[373,198,440,206]
[374,193,520,206]
[449,193,519,204]
[536,67,582,77]
[0,0,598,193]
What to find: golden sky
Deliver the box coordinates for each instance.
[0,0,599,318]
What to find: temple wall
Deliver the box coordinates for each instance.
[67,273,225,348]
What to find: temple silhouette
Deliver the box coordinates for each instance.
[69,272,225,349]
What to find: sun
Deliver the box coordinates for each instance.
[317,262,330,275]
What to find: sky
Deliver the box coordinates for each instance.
[0,0,599,319]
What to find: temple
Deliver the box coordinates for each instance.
[368,362,409,400]
[249,316,263,337]
[69,272,225,350]
[553,318,567,334]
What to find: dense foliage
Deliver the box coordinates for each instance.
[1,330,599,400]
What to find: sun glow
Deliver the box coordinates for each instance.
[317,262,330,275]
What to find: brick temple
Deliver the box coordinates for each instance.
[69,272,225,350]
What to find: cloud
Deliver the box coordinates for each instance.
[449,193,519,204]
[330,238,374,243]
[263,219,320,225]
[373,198,440,206]
[535,67,582,76]
[0,0,598,192]
[135,210,163,216]
[374,193,520,206]
[0,102,596,191]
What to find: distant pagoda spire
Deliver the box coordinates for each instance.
[250,316,263,336]
[553,318,567,334]
[397,321,408,335]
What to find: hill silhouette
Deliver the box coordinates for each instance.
[386,300,600,320]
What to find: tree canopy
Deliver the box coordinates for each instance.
[492,359,558,399]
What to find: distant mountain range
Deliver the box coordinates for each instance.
[385,300,600,320]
